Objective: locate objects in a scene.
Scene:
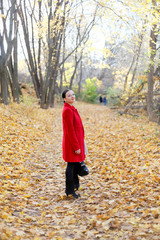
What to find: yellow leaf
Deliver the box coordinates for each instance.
[24,195,31,198]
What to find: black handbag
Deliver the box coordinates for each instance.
[78,162,89,176]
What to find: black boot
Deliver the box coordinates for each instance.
[66,192,80,199]
[74,184,80,191]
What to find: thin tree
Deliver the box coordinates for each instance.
[0,0,21,104]
[60,1,98,92]
[147,0,158,122]
[17,0,41,99]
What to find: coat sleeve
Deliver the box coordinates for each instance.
[63,108,80,151]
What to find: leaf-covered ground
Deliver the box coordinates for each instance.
[0,101,160,240]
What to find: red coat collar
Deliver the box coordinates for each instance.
[64,102,76,111]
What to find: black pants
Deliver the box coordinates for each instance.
[65,162,80,194]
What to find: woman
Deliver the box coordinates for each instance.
[62,89,85,199]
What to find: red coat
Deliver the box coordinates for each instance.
[62,103,85,162]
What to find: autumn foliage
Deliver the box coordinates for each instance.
[0,100,160,239]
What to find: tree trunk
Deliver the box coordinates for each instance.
[147,0,158,122]
[0,0,21,104]
[60,28,66,95]
[12,1,21,102]
[119,95,140,115]
[78,52,83,99]
[40,0,67,108]
[129,37,143,88]
[18,3,41,99]
[0,58,8,104]
[123,54,136,93]
[69,54,82,89]
[147,68,157,121]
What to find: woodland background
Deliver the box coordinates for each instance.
[0,0,160,122]
[0,0,160,239]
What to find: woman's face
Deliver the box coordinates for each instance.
[64,90,75,105]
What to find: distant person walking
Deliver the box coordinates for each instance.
[62,89,86,199]
[99,96,103,104]
[103,96,107,106]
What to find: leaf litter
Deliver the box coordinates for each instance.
[0,101,159,239]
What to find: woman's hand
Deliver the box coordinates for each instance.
[75,149,81,154]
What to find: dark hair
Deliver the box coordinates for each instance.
[62,89,70,102]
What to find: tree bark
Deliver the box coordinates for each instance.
[12,0,21,102]
[0,56,8,104]
[129,35,143,88]
[78,54,83,99]
[40,0,68,108]
[0,0,21,104]
[147,0,158,122]
[69,53,82,89]
[123,54,136,93]
[119,95,140,115]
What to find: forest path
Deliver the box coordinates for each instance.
[0,102,159,239]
